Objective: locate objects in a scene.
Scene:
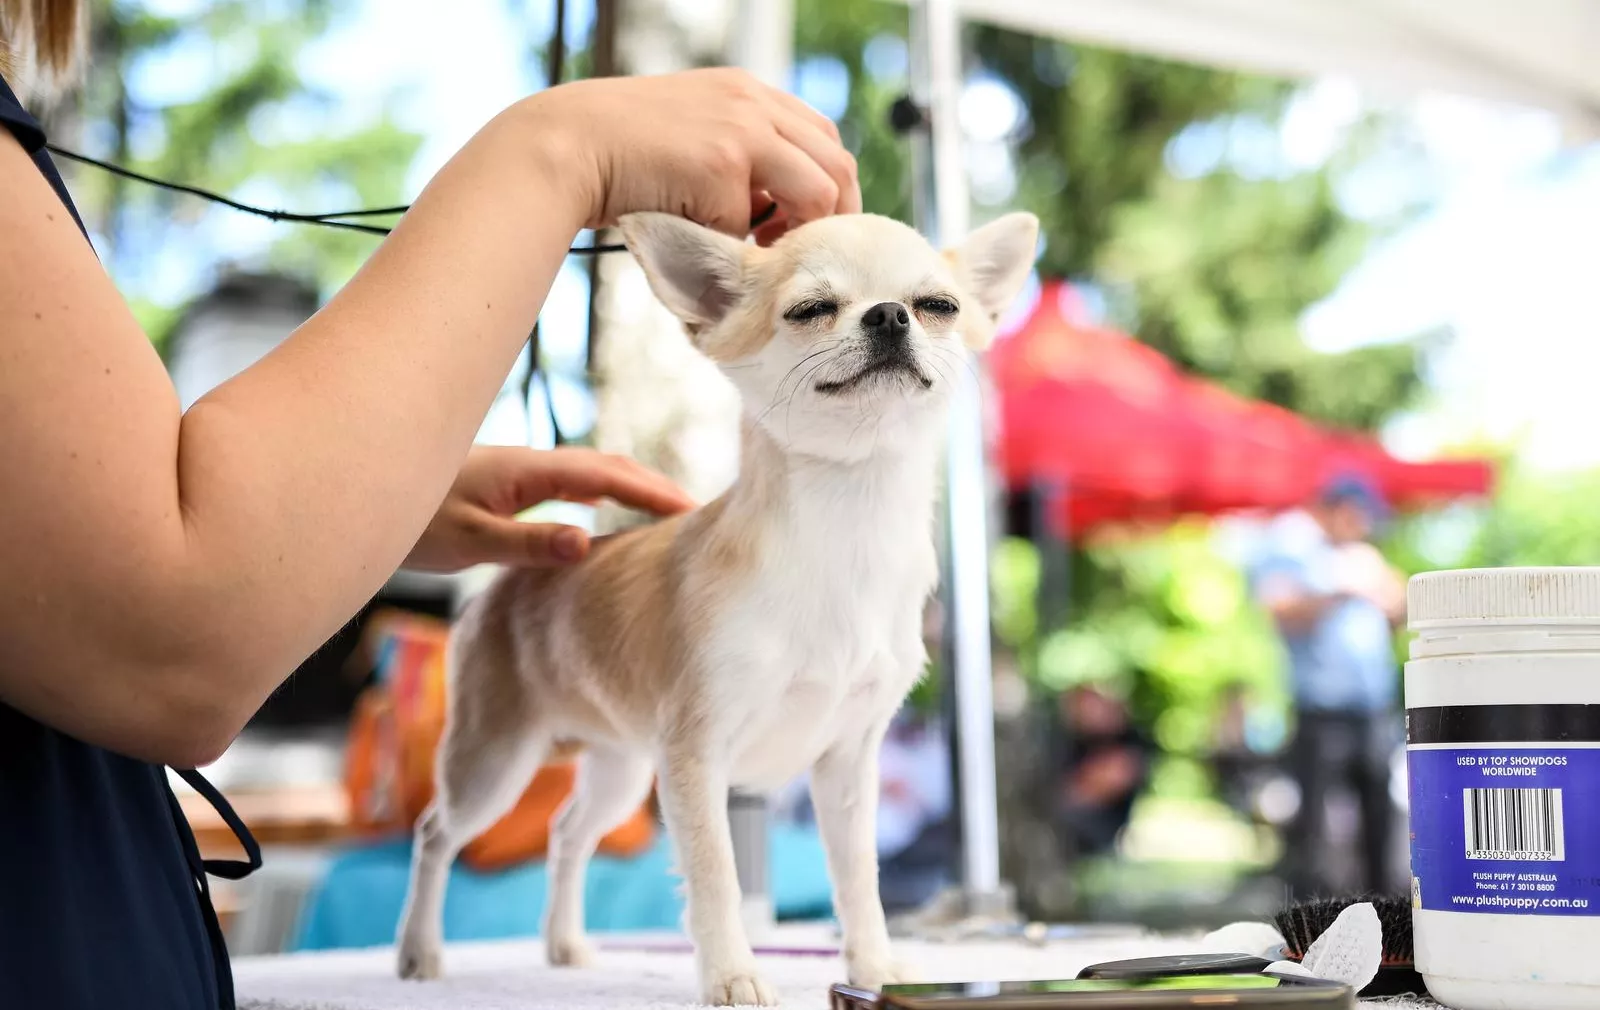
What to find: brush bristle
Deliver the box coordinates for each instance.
[1273,894,1414,966]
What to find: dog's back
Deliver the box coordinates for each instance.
[449,515,701,751]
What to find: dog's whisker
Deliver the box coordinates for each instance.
[763,342,842,408]
[926,354,959,390]
[845,392,878,446]
[765,356,835,435]
[755,343,843,429]
[930,345,980,387]
[785,356,839,441]
[772,342,842,396]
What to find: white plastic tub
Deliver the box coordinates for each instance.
[1407,567,1600,1010]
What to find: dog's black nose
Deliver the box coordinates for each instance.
[861,301,911,349]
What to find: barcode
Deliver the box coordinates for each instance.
[1463,787,1565,861]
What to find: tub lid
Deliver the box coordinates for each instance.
[1409,567,1600,627]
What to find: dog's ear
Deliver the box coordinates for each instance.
[619,213,750,335]
[947,211,1039,351]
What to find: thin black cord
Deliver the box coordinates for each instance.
[44,142,641,252]
[47,142,778,253]
[310,206,413,220]
[47,145,398,236]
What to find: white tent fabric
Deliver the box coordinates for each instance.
[904,0,1600,142]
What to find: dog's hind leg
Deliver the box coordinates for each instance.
[544,746,656,968]
[395,644,547,980]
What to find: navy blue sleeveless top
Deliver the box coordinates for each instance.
[0,75,261,1010]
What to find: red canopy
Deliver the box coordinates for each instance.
[989,282,1494,535]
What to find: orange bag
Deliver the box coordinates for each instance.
[344,609,655,871]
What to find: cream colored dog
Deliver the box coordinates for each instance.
[394,209,1039,1005]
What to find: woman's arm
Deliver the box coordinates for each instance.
[0,69,858,766]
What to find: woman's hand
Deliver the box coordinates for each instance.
[522,67,862,243]
[404,445,695,572]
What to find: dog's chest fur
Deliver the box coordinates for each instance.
[701,450,941,790]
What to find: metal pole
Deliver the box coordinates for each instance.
[733,0,794,88]
[909,0,1008,914]
[726,0,795,941]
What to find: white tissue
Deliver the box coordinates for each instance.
[1199,921,1288,960]
[1298,901,1382,993]
[1200,903,1382,993]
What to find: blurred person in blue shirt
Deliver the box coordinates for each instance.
[1252,475,1406,897]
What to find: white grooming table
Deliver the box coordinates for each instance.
[233,925,1437,1009]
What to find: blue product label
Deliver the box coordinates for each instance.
[1408,704,1600,916]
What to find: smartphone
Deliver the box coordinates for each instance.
[828,972,1355,1010]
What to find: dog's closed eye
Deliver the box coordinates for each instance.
[913,295,959,316]
[783,299,838,323]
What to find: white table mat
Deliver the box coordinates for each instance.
[234,926,1437,1009]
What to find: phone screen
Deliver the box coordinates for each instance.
[883,974,1285,998]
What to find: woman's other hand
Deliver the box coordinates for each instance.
[405,445,695,572]
[524,67,861,243]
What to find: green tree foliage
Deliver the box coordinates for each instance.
[67,0,422,348]
[792,0,911,224]
[968,28,1428,431]
[1388,458,1600,576]
[994,528,1286,735]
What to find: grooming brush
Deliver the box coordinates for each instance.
[1274,895,1426,999]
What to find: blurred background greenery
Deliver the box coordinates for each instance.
[43,0,1592,928]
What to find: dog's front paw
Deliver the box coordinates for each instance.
[701,963,780,1006]
[545,933,597,969]
[396,935,442,981]
[848,954,921,990]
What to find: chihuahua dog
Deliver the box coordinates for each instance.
[395,209,1039,1005]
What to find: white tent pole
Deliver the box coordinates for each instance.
[731,0,793,88]
[910,0,1007,911]
[723,0,794,941]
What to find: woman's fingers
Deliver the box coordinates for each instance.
[691,72,850,231]
[765,97,860,215]
[562,68,860,233]
[746,132,841,227]
[470,516,592,566]
[517,449,696,517]
[767,86,844,146]
[689,131,834,234]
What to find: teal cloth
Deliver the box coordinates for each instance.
[291,824,834,951]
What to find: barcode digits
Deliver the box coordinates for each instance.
[1463,787,1566,861]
